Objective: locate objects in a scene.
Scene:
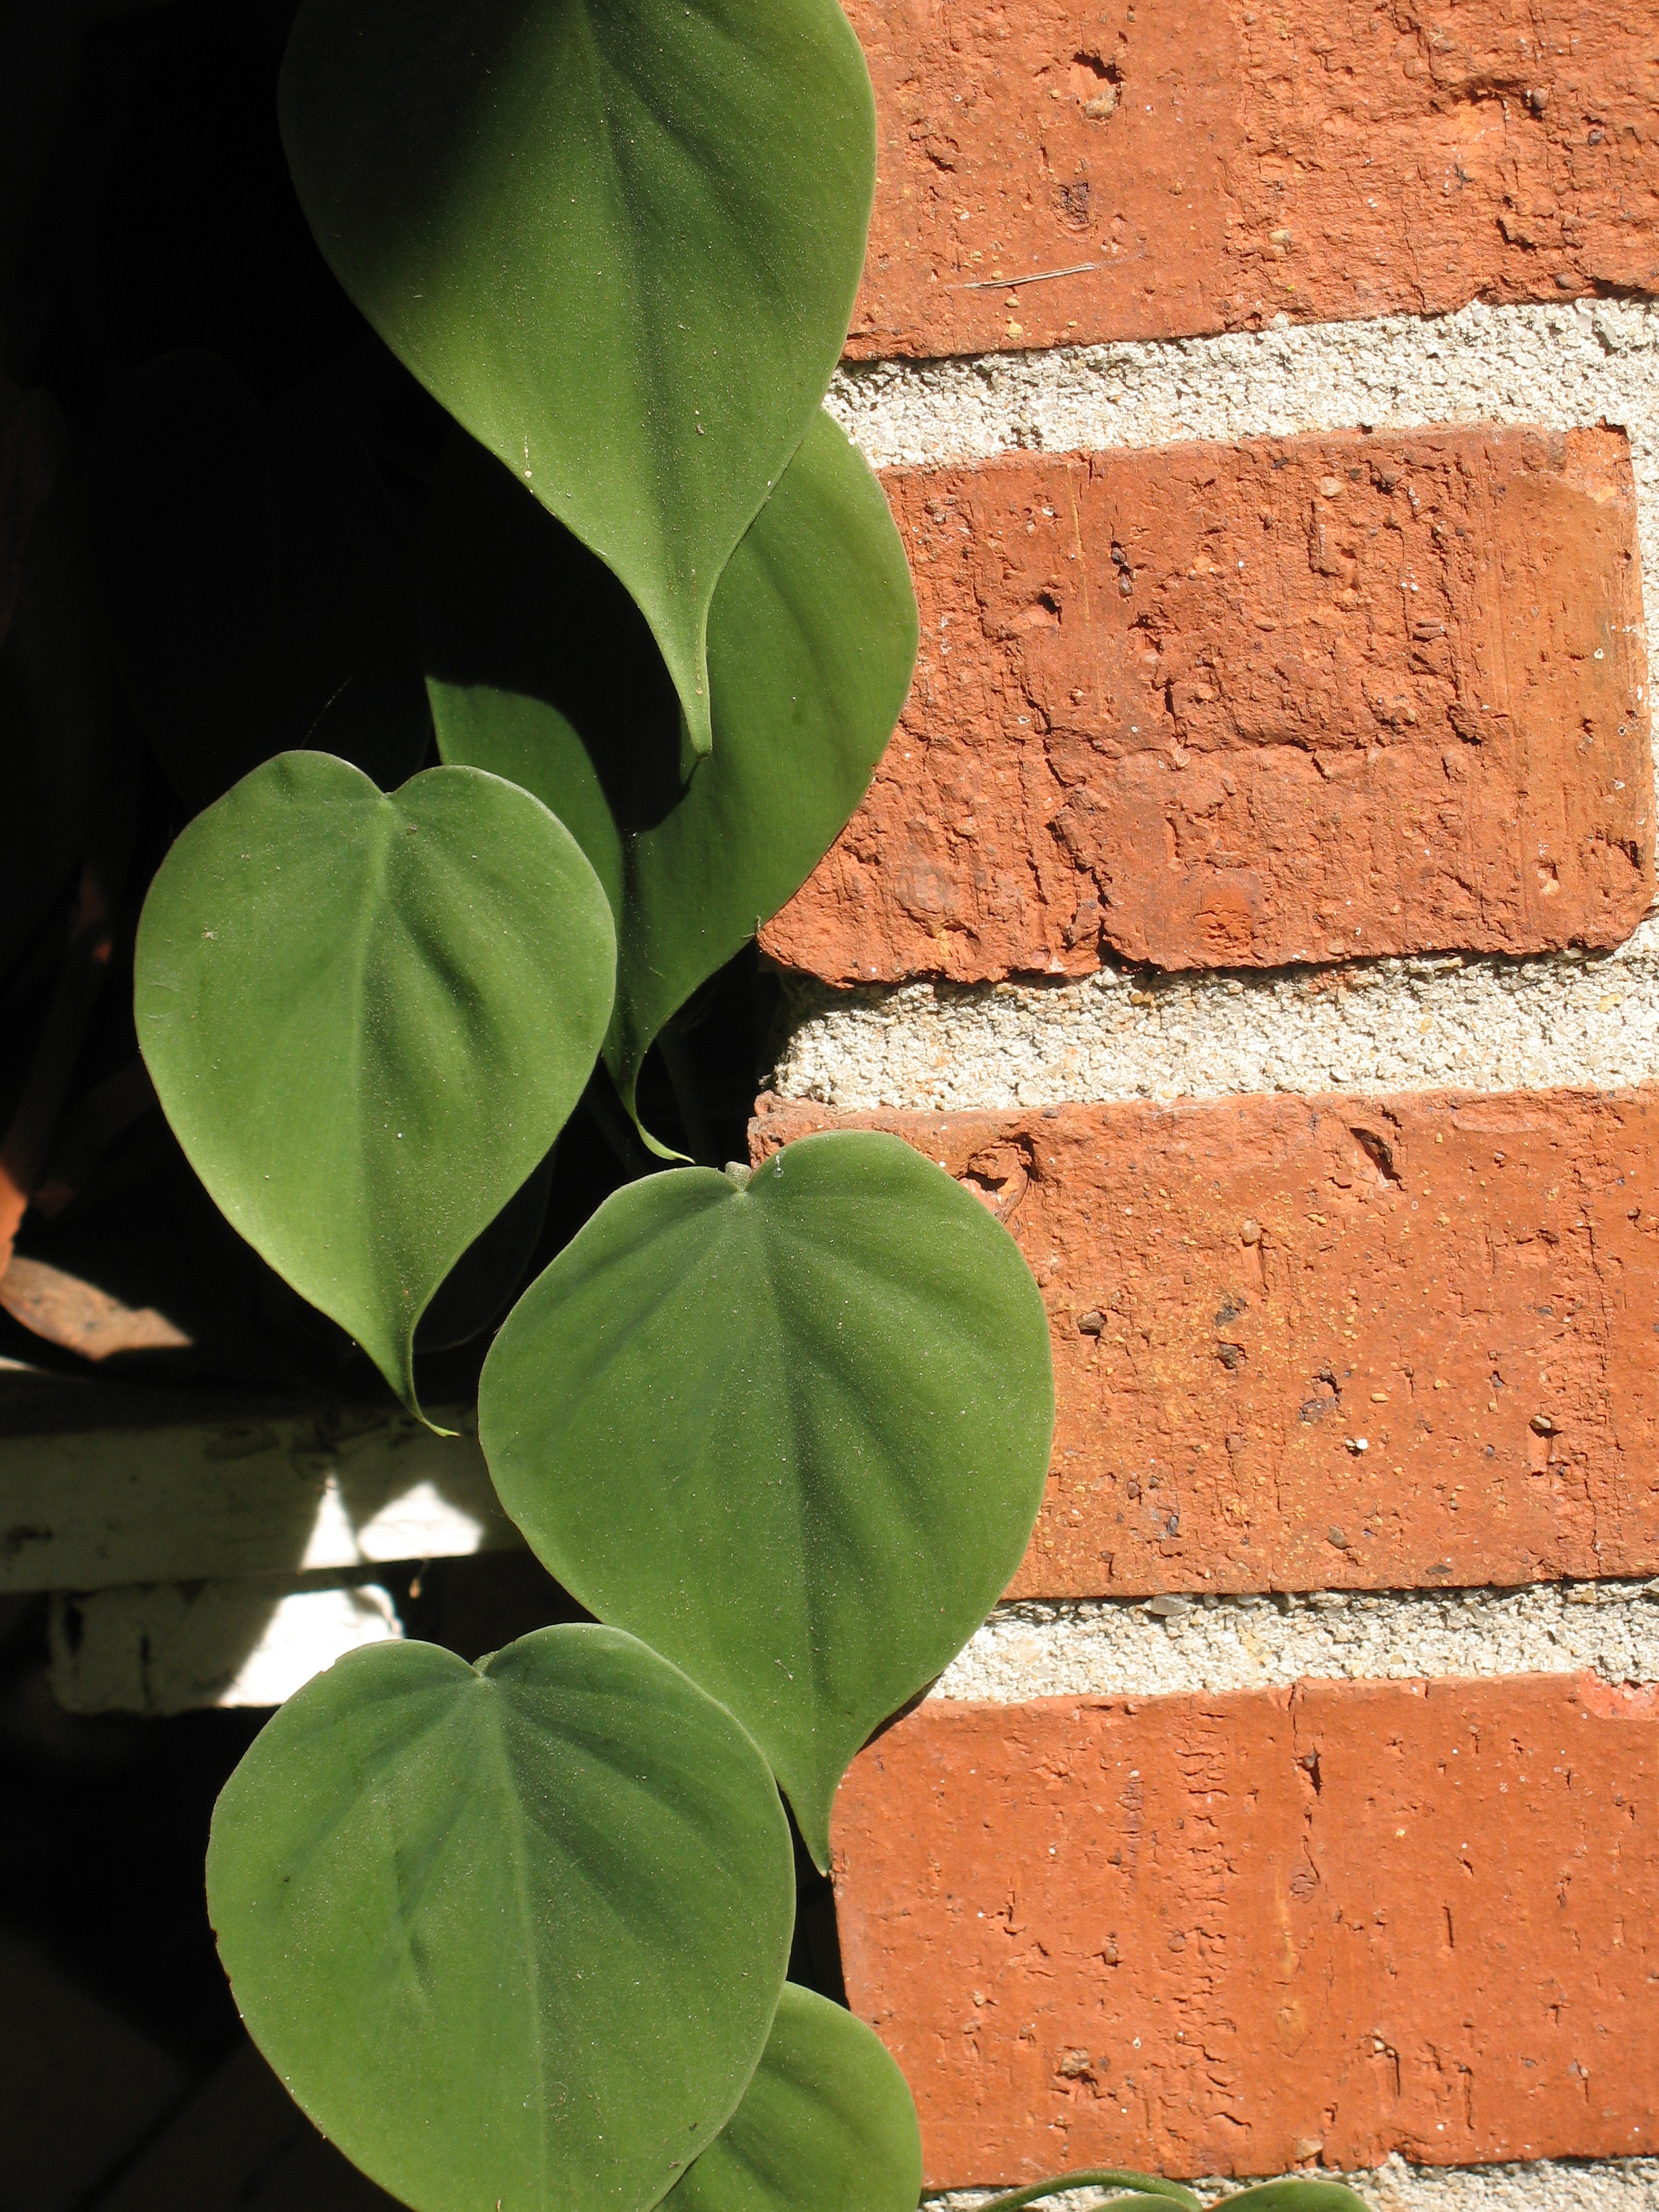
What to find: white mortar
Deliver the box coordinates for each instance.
[928,2156,1659,2211]
[933,1580,1659,1705]
[767,926,1659,1110]
[785,302,1659,1113]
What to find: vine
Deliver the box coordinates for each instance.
[73,3,1381,2209]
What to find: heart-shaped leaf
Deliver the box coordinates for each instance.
[135,754,615,1418]
[279,0,876,764]
[662,1983,922,2212]
[478,1132,1055,1866]
[91,350,430,814]
[207,1625,796,2212]
[422,407,917,1142]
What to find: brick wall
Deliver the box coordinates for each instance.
[752,9,1659,2203]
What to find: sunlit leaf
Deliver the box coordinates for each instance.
[422,407,916,1143]
[663,1984,922,2212]
[1224,2186,1370,2211]
[135,753,615,1417]
[91,350,430,813]
[479,1132,1055,1866]
[280,0,876,764]
[208,1625,796,2212]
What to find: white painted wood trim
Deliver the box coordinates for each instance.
[49,1576,405,1715]
[1,1361,521,1595]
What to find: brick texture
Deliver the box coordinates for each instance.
[845,0,1659,359]
[752,1087,1659,1598]
[760,428,1652,983]
[832,1675,1659,2182]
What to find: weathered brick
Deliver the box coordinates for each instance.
[832,1674,1659,2182]
[845,0,1659,359]
[760,428,1651,983]
[752,1087,1659,1597]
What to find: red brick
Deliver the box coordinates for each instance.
[760,428,1652,983]
[752,1088,1659,1597]
[832,1675,1659,2181]
[845,0,1659,359]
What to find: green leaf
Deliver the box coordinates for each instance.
[91,350,431,815]
[134,754,615,1418]
[1071,2199,1205,2211]
[1224,2186,1370,2212]
[479,1132,1055,1867]
[280,0,876,765]
[207,1625,796,2212]
[662,1984,922,2212]
[422,406,918,1143]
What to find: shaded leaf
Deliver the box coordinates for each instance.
[479,1132,1054,1866]
[663,1984,922,2212]
[207,1624,796,2212]
[135,753,615,1417]
[280,0,876,764]
[423,407,916,1141]
[91,351,430,814]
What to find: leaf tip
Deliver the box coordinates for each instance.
[678,694,713,778]
[794,1789,835,1879]
[384,1348,453,1437]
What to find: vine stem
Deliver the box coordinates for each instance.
[970,2175,1202,2212]
[579,1069,657,1181]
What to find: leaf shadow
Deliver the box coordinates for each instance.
[419,430,689,836]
